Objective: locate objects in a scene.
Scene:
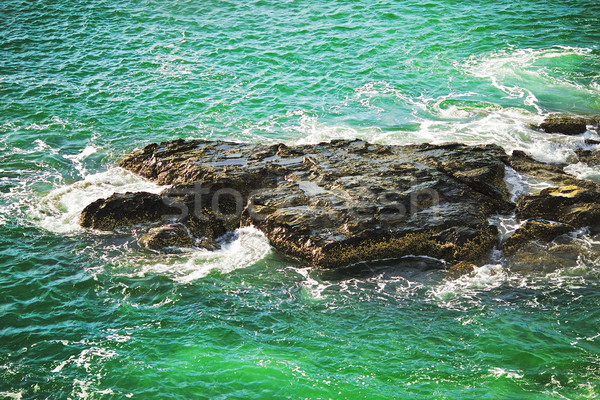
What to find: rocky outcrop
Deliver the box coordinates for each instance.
[502,220,573,255]
[576,149,600,167]
[536,115,587,135]
[516,185,600,232]
[140,224,195,251]
[532,114,600,136]
[79,192,181,231]
[78,139,600,272]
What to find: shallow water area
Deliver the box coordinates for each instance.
[2,0,600,398]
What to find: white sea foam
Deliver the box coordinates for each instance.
[503,165,554,201]
[0,392,22,400]
[432,264,512,302]
[463,46,597,110]
[289,82,591,168]
[35,167,166,233]
[288,47,598,165]
[489,213,522,243]
[291,104,585,166]
[504,165,528,203]
[564,162,600,183]
[49,345,117,400]
[291,266,330,299]
[286,46,599,167]
[489,367,524,380]
[352,80,413,113]
[544,233,600,280]
[24,116,73,132]
[26,150,269,281]
[63,144,98,177]
[424,93,499,120]
[292,111,380,145]
[8,138,59,156]
[130,226,271,283]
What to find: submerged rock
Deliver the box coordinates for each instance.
[79,138,600,271]
[508,150,567,183]
[508,150,599,190]
[509,241,581,273]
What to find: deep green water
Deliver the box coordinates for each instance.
[2,0,600,398]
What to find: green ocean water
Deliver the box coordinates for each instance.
[2,0,600,398]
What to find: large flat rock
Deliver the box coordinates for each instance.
[109,139,510,268]
[77,138,600,271]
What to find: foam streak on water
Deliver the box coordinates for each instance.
[130,226,272,283]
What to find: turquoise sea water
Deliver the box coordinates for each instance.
[2,0,600,398]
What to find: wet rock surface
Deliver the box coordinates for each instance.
[508,149,600,191]
[79,192,182,231]
[140,224,195,252]
[576,149,600,167]
[533,114,600,136]
[502,220,574,255]
[536,115,588,135]
[516,185,600,232]
[446,261,477,278]
[79,138,600,271]
[509,241,582,273]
